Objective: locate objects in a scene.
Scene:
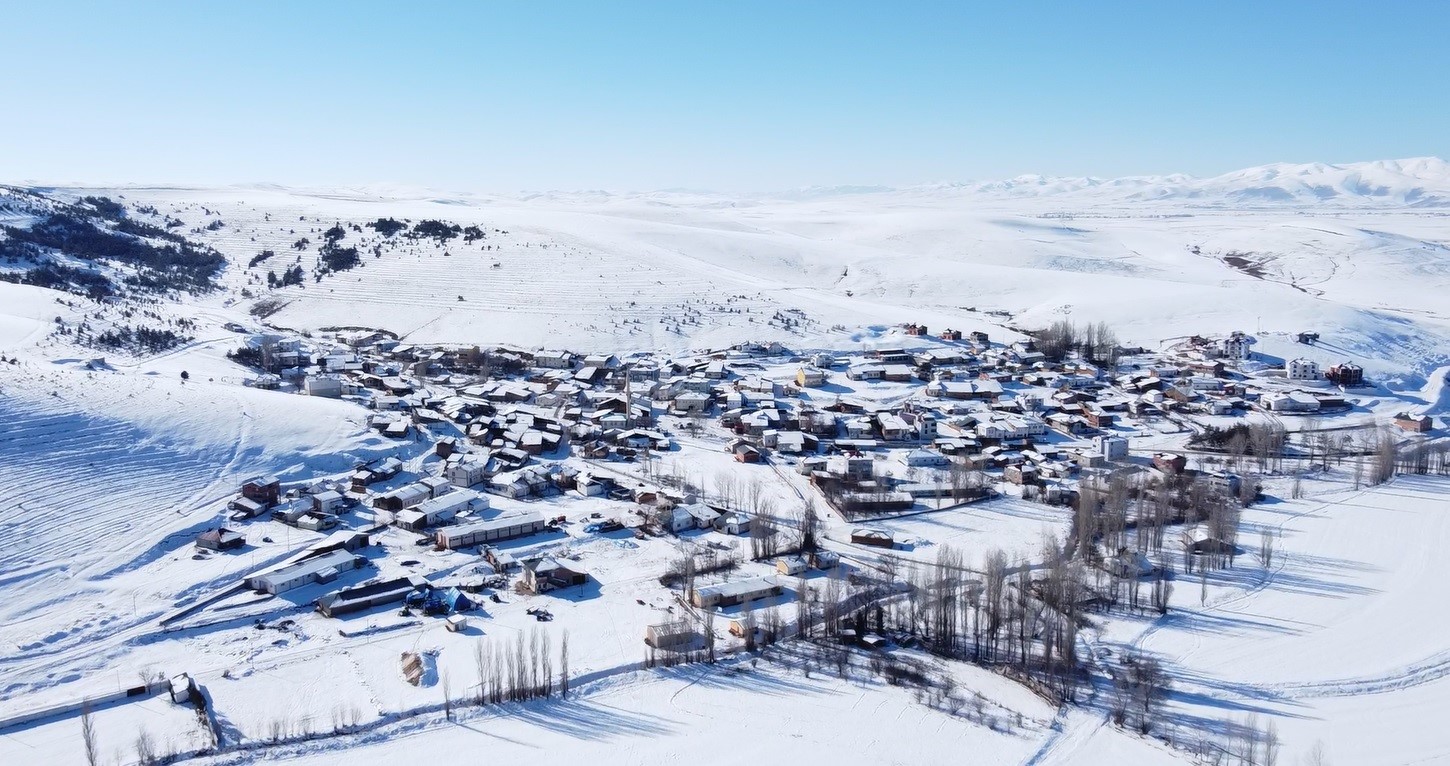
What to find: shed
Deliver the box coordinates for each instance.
[196,527,246,551]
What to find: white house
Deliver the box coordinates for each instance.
[574,473,607,497]
[445,458,490,488]
[1220,332,1255,360]
[825,455,875,481]
[1287,358,1321,381]
[668,502,719,533]
[1093,435,1129,461]
[900,448,950,468]
[713,512,752,535]
[304,375,344,398]
[1263,391,1320,413]
[674,391,711,414]
[534,351,574,369]
[311,490,345,515]
[395,490,487,531]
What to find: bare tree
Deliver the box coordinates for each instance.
[798,497,819,552]
[1372,428,1398,485]
[795,581,813,638]
[741,600,758,652]
[559,629,571,698]
[1304,741,1330,766]
[442,671,453,721]
[746,478,766,515]
[81,702,99,766]
[703,607,717,663]
[135,728,157,766]
[474,643,489,705]
[1264,718,1280,766]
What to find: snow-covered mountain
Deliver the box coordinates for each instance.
[872,157,1450,207]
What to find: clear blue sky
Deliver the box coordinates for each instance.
[2,1,1445,191]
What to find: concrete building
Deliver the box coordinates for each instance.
[434,512,546,549]
[245,549,363,595]
[1287,358,1321,381]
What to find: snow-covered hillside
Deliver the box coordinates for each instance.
[12,158,1449,386]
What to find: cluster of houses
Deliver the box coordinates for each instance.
[224,326,1265,527]
[211,325,1436,609]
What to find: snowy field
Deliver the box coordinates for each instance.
[1119,474,1450,764]
[195,658,1066,766]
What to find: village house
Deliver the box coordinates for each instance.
[850,528,895,548]
[1219,331,1255,360]
[521,556,589,593]
[1325,362,1365,387]
[768,430,818,454]
[1152,453,1188,474]
[445,457,490,488]
[690,576,783,609]
[878,364,913,383]
[1394,413,1433,433]
[668,502,720,533]
[1187,375,1223,392]
[776,555,808,576]
[241,475,281,507]
[373,482,432,511]
[795,366,827,387]
[847,364,885,382]
[713,512,753,535]
[1287,358,1321,381]
[1262,391,1320,413]
[311,489,345,515]
[673,391,711,415]
[196,528,245,551]
[1003,464,1040,485]
[876,412,910,441]
[899,448,950,468]
[395,490,487,532]
[926,379,1002,401]
[729,440,763,463]
[1093,435,1129,460]
[533,351,575,369]
[825,454,875,481]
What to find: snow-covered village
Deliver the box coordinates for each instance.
[5,5,1450,765]
[2,178,1449,766]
